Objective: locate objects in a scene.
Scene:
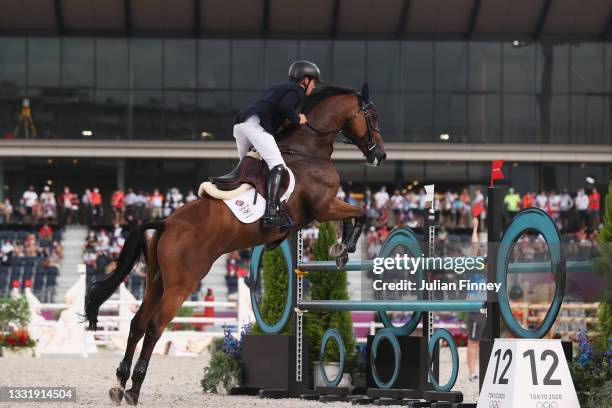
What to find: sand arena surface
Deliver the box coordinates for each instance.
[0,348,479,407]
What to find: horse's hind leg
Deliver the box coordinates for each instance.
[110,232,164,404]
[123,286,194,406]
[109,279,162,404]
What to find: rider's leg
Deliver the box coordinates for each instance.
[239,116,288,228]
[233,123,252,159]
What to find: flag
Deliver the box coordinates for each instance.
[490,160,504,187]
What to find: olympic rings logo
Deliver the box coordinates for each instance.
[535,403,558,408]
[489,401,502,408]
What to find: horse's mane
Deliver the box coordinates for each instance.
[301,85,356,114]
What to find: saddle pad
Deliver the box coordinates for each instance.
[221,168,295,224]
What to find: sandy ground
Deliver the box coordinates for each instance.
[0,348,479,407]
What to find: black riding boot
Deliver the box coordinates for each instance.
[262,165,289,229]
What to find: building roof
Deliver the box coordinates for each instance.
[1,0,611,40]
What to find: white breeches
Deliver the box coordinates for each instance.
[233,115,286,170]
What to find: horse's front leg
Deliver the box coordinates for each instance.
[315,198,367,268]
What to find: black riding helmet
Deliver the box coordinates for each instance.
[288,60,321,82]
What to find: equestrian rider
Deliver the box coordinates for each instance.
[233,60,321,229]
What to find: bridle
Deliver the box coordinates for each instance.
[306,94,380,155]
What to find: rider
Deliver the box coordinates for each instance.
[233,60,321,229]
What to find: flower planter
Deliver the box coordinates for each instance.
[1,347,35,358]
[313,361,352,388]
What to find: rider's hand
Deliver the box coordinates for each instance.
[298,114,307,125]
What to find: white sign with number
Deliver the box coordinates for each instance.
[478,339,580,408]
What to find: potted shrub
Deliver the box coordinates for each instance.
[0,297,35,357]
[201,329,245,394]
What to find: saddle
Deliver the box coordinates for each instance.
[207,152,290,202]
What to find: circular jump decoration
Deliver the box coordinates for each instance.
[249,241,294,334]
[376,227,424,336]
[497,208,565,339]
[319,328,346,387]
[370,329,401,389]
[427,329,459,392]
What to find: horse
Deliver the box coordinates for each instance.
[84,82,386,405]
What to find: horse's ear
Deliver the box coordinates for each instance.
[361,82,370,102]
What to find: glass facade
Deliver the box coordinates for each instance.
[0,37,610,144]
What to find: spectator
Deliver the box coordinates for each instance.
[336,185,346,202]
[1,198,13,224]
[185,189,197,203]
[136,190,147,221]
[374,186,389,209]
[204,288,215,328]
[111,188,125,225]
[81,188,92,225]
[503,188,521,225]
[559,189,573,230]
[522,191,535,209]
[167,188,183,213]
[150,189,164,220]
[22,186,38,224]
[40,186,56,222]
[38,223,53,242]
[60,187,76,226]
[390,190,404,226]
[575,188,589,229]
[90,188,102,224]
[588,187,601,231]
[124,188,138,225]
[534,190,548,211]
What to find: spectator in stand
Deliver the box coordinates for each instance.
[90,188,102,224]
[22,186,38,224]
[336,185,346,202]
[458,189,471,228]
[203,288,215,328]
[548,190,561,225]
[185,189,197,203]
[39,223,53,243]
[136,190,147,221]
[167,188,183,213]
[588,187,601,232]
[503,188,521,226]
[81,188,92,225]
[534,190,548,212]
[390,190,404,226]
[124,188,138,225]
[150,189,164,220]
[374,186,390,210]
[40,186,56,222]
[1,198,13,224]
[60,187,75,226]
[559,189,573,231]
[111,188,125,225]
[522,191,535,209]
[575,188,589,230]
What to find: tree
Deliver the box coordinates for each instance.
[251,246,292,334]
[305,222,356,366]
[594,176,612,353]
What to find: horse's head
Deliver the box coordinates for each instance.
[341,83,386,166]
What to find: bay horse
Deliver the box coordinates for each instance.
[84,82,386,405]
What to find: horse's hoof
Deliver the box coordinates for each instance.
[124,390,139,406]
[109,387,124,405]
[335,253,349,269]
[328,243,347,258]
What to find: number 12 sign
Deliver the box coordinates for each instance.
[478,339,580,408]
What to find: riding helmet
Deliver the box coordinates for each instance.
[288,60,321,82]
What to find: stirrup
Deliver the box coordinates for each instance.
[262,212,290,229]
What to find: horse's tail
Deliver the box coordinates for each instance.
[84,221,165,330]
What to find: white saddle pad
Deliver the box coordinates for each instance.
[198,168,296,224]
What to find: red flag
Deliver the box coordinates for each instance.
[472,201,484,218]
[490,160,505,187]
